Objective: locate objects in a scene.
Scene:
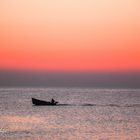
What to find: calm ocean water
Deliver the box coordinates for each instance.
[0,88,140,140]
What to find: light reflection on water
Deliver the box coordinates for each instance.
[0,88,140,140]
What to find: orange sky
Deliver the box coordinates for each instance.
[0,0,140,71]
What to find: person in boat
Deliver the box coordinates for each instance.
[51,98,55,104]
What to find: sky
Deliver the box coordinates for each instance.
[0,0,140,72]
[0,70,140,88]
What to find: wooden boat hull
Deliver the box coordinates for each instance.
[32,98,58,106]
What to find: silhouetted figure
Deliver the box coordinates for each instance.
[51,98,55,104]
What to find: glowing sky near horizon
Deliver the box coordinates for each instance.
[0,0,140,71]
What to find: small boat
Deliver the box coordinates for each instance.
[32,98,58,106]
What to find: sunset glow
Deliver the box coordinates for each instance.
[0,0,140,71]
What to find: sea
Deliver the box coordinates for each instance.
[0,87,140,140]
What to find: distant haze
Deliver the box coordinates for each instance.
[0,70,140,88]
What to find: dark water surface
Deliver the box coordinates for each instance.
[0,88,140,140]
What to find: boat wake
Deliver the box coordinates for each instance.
[45,103,140,107]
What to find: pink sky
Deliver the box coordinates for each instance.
[0,0,140,71]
